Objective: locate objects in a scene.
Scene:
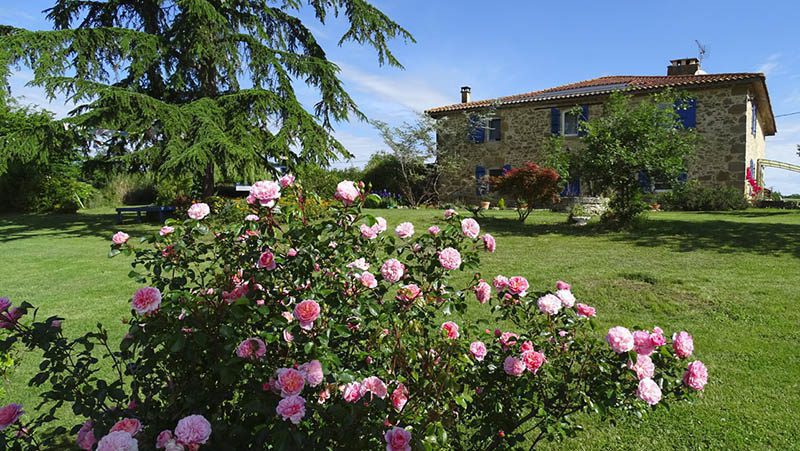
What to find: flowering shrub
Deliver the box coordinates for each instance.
[0,179,708,450]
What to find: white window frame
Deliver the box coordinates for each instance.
[561,110,579,137]
[484,117,501,142]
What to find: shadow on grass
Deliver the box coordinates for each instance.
[479,214,800,258]
[0,211,157,243]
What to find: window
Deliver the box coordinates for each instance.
[488,168,504,178]
[487,118,501,141]
[562,111,579,136]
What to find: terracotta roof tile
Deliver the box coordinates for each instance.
[426,73,765,114]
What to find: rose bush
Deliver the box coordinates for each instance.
[0,178,708,450]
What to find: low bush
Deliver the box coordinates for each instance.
[0,178,708,450]
[659,181,748,211]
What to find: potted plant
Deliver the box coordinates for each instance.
[569,203,592,226]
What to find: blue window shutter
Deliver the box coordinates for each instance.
[475,165,487,195]
[502,164,512,174]
[550,108,561,135]
[578,104,589,136]
[560,177,581,196]
[469,115,485,143]
[751,102,758,136]
[675,98,696,129]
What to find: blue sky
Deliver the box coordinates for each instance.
[3,0,800,193]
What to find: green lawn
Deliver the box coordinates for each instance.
[1,207,799,449]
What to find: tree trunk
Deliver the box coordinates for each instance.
[203,162,214,198]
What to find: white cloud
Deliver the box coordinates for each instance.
[755,53,781,76]
[329,129,387,168]
[337,62,452,119]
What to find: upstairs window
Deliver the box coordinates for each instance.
[562,111,580,136]
[487,118,501,141]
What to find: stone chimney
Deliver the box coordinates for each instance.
[460,86,471,103]
[668,58,701,76]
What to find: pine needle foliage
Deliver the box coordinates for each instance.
[0,0,414,195]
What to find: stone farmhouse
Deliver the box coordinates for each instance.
[425,58,776,202]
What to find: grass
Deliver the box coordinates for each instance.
[2,207,799,449]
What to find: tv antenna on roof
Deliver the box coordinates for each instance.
[695,40,708,63]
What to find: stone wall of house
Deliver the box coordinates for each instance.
[745,91,767,195]
[436,83,762,204]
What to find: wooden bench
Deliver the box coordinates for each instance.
[116,206,176,224]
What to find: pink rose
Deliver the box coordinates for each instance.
[636,378,662,405]
[633,330,655,356]
[0,403,23,430]
[503,356,526,377]
[360,224,379,239]
[556,280,571,291]
[155,430,176,449]
[131,287,162,316]
[438,247,462,270]
[395,222,415,239]
[575,303,596,318]
[396,284,421,303]
[441,321,460,339]
[276,368,305,397]
[334,180,359,205]
[521,350,546,374]
[359,272,378,289]
[390,384,409,412]
[474,280,491,304]
[444,208,457,219]
[606,326,634,353]
[385,426,412,451]
[499,332,519,350]
[520,340,534,353]
[493,275,509,290]
[380,259,405,283]
[555,289,575,308]
[112,231,130,245]
[97,431,138,451]
[482,233,496,252]
[470,341,487,361]
[650,327,666,347]
[683,360,708,390]
[506,276,529,296]
[427,225,441,235]
[279,173,295,188]
[299,360,324,387]
[257,250,277,270]
[293,299,320,330]
[461,218,480,238]
[244,214,259,222]
[537,294,561,315]
[187,203,210,220]
[110,418,142,436]
[286,247,298,257]
[362,376,388,399]
[0,307,23,329]
[247,180,281,207]
[673,331,694,358]
[175,414,211,446]
[347,258,370,271]
[159,226,174,236]
[77,420,97,450]
[342,382,364,403]
[375,217,387,232]
[276,395,306,424]
[236,337,266,360]
[628,354,655,380]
